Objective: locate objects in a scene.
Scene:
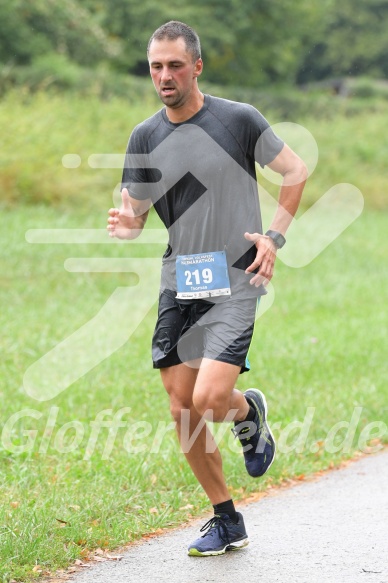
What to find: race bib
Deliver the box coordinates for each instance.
[176,251,231,299]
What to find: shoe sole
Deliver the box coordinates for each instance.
[188,537,249,556]
[244,388,276,476]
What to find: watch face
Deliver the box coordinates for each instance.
[266,230,286,249]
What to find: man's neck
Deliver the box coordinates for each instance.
[165,91,205,124]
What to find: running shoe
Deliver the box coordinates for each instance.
[187,512,249,556]
[233,388,276,477]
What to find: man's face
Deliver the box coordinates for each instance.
[148,37,202,109]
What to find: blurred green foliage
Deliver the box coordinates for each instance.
[298,0,388,82]
[1,90,387,209]
[1,0,388,88]
[0,0,117,66]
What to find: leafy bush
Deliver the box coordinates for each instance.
[348,77,388,100]
[0,0,116,67]
[10,54,83,91]
[0,57,153,100]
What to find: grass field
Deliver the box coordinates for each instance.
[1,90,387,211]
[0,92,387,581]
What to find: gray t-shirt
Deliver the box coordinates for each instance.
[122,94,284,300]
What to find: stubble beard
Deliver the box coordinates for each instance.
[158,86,190,110]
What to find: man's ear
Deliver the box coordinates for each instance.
[193,58,203,78]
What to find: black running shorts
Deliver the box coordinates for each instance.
[152,290,257,373]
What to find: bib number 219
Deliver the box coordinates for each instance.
[185,268,213,286]
[176,251,231,299]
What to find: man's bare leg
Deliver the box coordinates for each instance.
[192,359,250,422]
[160,359,249,504]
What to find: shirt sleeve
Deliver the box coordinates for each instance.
[246,106,284,168]
[121,126,161,201]
[254,125,284,168]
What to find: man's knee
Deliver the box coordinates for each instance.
[160,367,196,422]
[192,387,232,421]
[169,395,193,424]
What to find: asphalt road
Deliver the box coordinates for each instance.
[72,450,388,583]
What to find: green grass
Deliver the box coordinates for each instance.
[0,91,387,581]
[1,90,387,211]
[0,90,158,208]
[0,204,387,581]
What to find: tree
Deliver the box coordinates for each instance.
[297,0,388,82]
[100,0,328,86]
[0,0,114,67]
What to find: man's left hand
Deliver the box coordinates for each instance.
[244,232,277,287]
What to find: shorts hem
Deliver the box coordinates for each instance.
[153,354,250,374]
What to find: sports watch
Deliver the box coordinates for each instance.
[265,230,286,249]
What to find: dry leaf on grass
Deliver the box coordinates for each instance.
[55,518,69,526]
[74,559,89,567]
[32,565,42,573]
[80,548,90,557]
[244,492,266,504]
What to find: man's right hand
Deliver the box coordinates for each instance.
[107,188,138,240]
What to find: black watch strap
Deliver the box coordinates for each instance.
[265,230,286,249]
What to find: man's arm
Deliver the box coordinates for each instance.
[245,144,308,286]
[265,143,308,235]
[107,188,151,240]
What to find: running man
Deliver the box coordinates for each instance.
[107,21,307,556]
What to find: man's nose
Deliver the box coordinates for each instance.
[160,67,172,82]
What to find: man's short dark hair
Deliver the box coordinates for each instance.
[147,21,201,62]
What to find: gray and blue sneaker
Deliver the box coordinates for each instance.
[233,388,276,478]
[188,513,249,556]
